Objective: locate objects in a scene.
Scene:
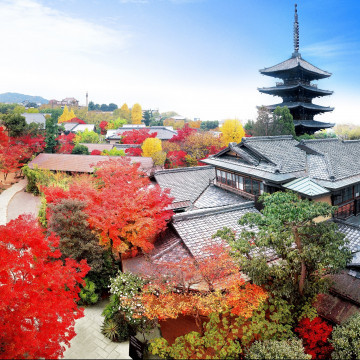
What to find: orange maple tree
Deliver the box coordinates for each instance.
[122,246,267,332]
[43,158,174,257]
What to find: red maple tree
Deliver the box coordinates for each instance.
[122,129,157,144]
[169,124,197,143]
[166,150,188,168]
[56,133,76,154]
[125,147,142,156]
[0,216,89,359]
[0,127,8,147]
[99,121,108,135]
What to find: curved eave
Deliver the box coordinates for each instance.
[294,120,335,129]
[260,67,331,81]
[265,102,334,113]
[258,85,333,97]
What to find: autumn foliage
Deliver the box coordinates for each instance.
[0,216,89,359]
[43,158,173,256]
[122,129,157,144]
[125,147,142,156]
[56,133,76,154]
[295,317,333,359]
[124,246,267,331]
[91,149,102,155]
[0,128,45,179]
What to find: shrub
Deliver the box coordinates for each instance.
[90,149,101,155]
[79,278,99,305]
[295,317,333,359]
[330,313,360,360]
[72,144,89,155]
[101,319,120,342]
[101,148,125,156]
[246,339,311,360]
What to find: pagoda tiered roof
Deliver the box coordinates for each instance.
[293,119,334,131]
[258,83,333,98]
[259,54,331,81]
[265,102,334,113]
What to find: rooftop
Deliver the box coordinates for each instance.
[28,153,154,174]
[154,166,215,203]
[260,55,331,80]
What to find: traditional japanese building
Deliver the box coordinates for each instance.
[258,4,334,135]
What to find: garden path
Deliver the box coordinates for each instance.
[63,299,131,359]
[7,188,41,223]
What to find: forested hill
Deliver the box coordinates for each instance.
[0,92,48,104]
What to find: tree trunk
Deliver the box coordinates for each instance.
[293,226,306,296]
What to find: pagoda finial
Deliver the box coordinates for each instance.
[293,3,300,55]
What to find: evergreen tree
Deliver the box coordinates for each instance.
[215,192,352,311]
[272,106,295,136]
[44,115,59,153]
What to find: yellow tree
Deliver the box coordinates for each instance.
[114,103,130,122]
[142,138,162,157]
[58,106,70,123]
[58,106,77,123]
[69,108,76,121]
[131,103,143,125]
[221,119,245,146]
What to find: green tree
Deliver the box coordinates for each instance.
[131,103,143,125]
[71,144,89,155]
[200,120,219,131]
[272,106,295,136]
[143,110,151,126]
[88,101,96,111]
[215,192,352,311]
[44,116,60,153]
[330,313,360,360]
[1,113,27,137]
[74,129,100,144]
[40,108,63,123]
[101,148,125,156]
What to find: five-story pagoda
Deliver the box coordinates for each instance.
[258,4,334,135]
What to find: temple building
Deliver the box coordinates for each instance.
[258,4,334,135]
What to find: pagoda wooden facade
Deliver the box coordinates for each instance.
[258,4,334,135]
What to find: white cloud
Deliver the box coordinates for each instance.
[0,0,131,99]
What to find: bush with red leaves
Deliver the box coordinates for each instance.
[90,149,102,155]
[125,147,142,156]
[295,317,333,359]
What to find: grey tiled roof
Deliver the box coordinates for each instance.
[241,136,306,174]
[22,113,47,128]
[302,139,360,181]
[172,202,259,260]
[122,228,193,275]
[193,184,247,209]
[155,166,215,203]
[63,122,78,132]
[334,220,360,254]
[260,56,331,78]
[108,126,177,141]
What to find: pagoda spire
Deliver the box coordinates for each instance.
[293,4,300,56]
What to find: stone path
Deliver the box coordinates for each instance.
[0,179,27,225]
[63,300,131,359]
[7,189,41,223]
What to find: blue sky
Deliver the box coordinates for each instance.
[1,0,359,124]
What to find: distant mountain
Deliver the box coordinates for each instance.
[0,92,49,104]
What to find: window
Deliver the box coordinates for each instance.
[252,180,260,196]
[244,178,252,193]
